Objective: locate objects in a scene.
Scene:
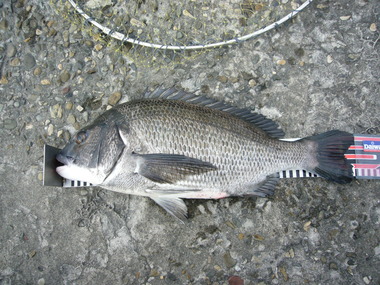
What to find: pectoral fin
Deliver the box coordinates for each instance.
[135,153,217,184]
[150,196,188,223]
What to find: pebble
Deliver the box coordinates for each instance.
[225,220,236,229]
[25,123,33,130]
[24,53,36,70]
[228,276,244,285]
[303,221,311,231]
[67,114,76,125]
[130,18,146,27]
[0,75,8,85]
[363,276,371,284]
[62,87,71,95]
[33,67,42,76]
[288,57,296,65]
[47,28,57,37]
[217,75,228,83]
[38,173,43,181]
[108,91,122,105]
[50,104,63,119]
[253,234,264,241]
[316,4,328,9]
[10,58,21,67]
[60,71,70,83]
[277,59,286,65]
[279,266,288,281]
[87,68,97,74]
[86,0,112,9]
[183,9,196,19]
[6,44,17,57]
[348,53,360,61]
[94,44,103,51]
[47,124,54,136]
[0,19,8,30]
[248,79,257,87]
[223,251,237,268]
[295,47,305,57]
[3,119,17,130]
[82,111,89,122]
[41,79,51,85]
[340,15,351,21]
[284,248,295,258]
[329,262,338,270]
[326,55,333,63]
[64,131,71,141]
[76,105,84,112]
[374,245,380,256]
[291,2,299,9]
[37,278,45,285]
[65,102,73,110]
[370,23,377,32]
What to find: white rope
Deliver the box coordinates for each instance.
[67,0,313,51]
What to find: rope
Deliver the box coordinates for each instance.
[67,0,314,51]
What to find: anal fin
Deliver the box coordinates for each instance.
[150,196,188,223]
[244,175,279,198]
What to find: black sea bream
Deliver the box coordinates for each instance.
[56,88,354,221]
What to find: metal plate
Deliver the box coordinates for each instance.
[43,144,64,186]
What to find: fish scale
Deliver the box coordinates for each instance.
[115,99,309,193]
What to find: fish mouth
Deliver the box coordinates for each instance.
[56,154,76,180]
[56,153,74,165]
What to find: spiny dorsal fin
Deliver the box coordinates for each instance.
[144,87,284,139]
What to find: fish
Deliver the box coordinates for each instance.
[56,87,354,221]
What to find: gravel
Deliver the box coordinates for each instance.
[0,0,379,284]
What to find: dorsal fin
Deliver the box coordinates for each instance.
[144,87,285,139]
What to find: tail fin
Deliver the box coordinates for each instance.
[304,130,354,184]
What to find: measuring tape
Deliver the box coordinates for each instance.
[43,134,380,188]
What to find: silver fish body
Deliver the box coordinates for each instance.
[56,88,353,221]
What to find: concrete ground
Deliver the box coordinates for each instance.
[0,0,379,284]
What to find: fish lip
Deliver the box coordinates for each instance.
[56,153,74,165]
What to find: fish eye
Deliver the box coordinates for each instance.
[75,131,88,144]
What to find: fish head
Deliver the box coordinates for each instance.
[56,110,127,184]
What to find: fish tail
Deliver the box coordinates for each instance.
[304,130,354,184]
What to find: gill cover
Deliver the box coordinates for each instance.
[56,109,128,184]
